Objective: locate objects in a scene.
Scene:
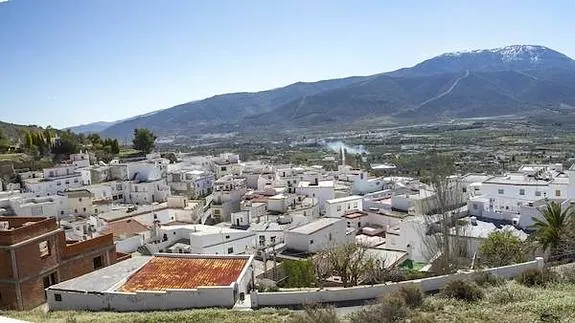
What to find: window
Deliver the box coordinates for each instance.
[79,198,83,202]
[60,211,64,215]
[54,294,62,302]
[462,187,467,193]
[93,256,103,269]
[535,191,542,197]
[227,247,234,254]
[473,204,478,210]
[39,241,50,257]
[221,167,227,171]
[310,240,314,245]
[329,233,332,241]
[519,189,525,196]
[225,235,230,239]
[74,178,79,183]
[498,189,504,195]
[83,208,86,212]
[65,181,69,185]
[336,205,342,212]
[74,209,78,213]
[556,190,561,197]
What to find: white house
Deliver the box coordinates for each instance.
[211,176,247,222]
[285,218,353,253]
[148,224,256,255]
[46,254,255,311]
[296,179,335,213]
[325,195,363,218]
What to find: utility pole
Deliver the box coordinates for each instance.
[272,244,277,281]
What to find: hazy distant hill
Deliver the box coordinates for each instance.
[95,45,575,138]
[66,121,116,134]
[0,121,45,143]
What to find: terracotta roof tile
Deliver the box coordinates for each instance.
[101,218,148,239]
[119,256,248,292]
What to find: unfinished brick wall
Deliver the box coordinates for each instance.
[0,249,13,280]
[13,233,60,280]
[0,217,58,245]
[0,283,18,310]
[20,277,47,310]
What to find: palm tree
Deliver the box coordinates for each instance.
[531,201,573,257]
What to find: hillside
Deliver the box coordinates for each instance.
[0,121,45,144]
[66,121,116,134]
[3,280,575,322]
[100,76,368,139]
[96,45,575,138]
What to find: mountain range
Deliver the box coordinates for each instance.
[67,45,575,138]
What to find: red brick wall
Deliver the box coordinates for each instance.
[59,247,116,281]
[13,233,60,280]
[0,249,13,280]
[0,283,18,310]
[0,217,58,245]
[20,277,47,310]
[62,233,114,258]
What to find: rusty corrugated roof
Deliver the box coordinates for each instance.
[119,256,248,292]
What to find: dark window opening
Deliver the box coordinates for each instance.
[54,294,62,302]
[93,256,103,269]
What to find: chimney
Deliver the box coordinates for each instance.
[470,216,477,226]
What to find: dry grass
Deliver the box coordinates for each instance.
[417,281,575,322]
[0,308,293,323]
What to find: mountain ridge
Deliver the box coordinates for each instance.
[89,45,575,138]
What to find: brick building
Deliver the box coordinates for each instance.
[0,216,118,310]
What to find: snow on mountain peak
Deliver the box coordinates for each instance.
[440,45,561,63]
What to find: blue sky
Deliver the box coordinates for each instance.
[1,0,574,128]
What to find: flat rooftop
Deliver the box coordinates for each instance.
[288,217,342,235]
[119,256,249,291]
[326,195,362,204]
[298,180,334,188]
[483,174,550,186]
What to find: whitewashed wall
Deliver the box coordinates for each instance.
[251,258,544,308]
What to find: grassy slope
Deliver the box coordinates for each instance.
[416,282,575,322]
[3,282,575,322]
[0,308,293,323]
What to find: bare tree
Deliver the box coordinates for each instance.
[420,153,469,274]
[314,243,376,287]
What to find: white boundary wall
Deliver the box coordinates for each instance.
[251,257,544,308]
[48,287,235,311]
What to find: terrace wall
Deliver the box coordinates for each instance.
[251,257,544,308]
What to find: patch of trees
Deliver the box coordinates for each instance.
[132,128,157,154]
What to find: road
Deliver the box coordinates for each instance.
[416,69,470,108]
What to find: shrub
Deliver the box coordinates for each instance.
[408,312,436,323]
[349,295,408,323]
[396,285,424,308]
[555,265,575,283]
[440,280,484,302]
[290,305,340,323]
[472,272,504,287]
[515,268,557,287]
[486,283,535,304]
[404,270,429,281]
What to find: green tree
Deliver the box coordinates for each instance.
[0,128,8,151]
[24,131,33,149]
[281,259,317,288]
[478,230,525,267]
[52,130,79,156]
[532,201,573,257]
[132,128,157,154]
